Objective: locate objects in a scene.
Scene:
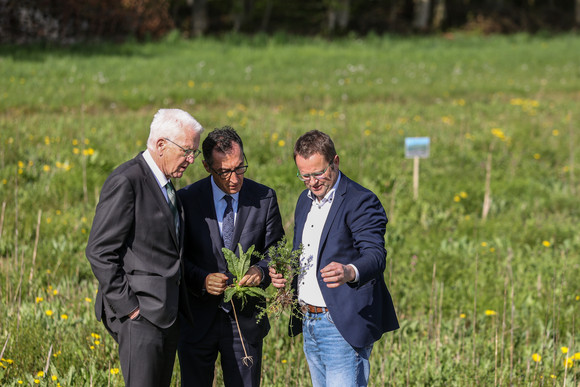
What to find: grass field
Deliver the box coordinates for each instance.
[1,32,579,386]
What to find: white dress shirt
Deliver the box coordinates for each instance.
[143,149,172,202]
[210,176,239,237]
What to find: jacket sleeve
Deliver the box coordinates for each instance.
[85,173,139,318]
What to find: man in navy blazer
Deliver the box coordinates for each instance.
[86,109,204,387]
[177,127,284,387]
[270,130,398,387]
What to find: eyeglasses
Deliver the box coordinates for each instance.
[209,156,249,179]
[164,137,201,159]
[296,162,333,181]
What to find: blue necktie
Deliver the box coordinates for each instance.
[222,195,234,250]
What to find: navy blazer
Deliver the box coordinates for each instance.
[289,173,399,347]
[178,176,284,344]
[86,152,192,329]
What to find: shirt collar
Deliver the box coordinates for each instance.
[307,172,342,208]
[143,149,170,188]
[210,176,240,203]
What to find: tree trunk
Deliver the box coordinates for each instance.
[412,0,431,31]
[260,0,273,32]
[188,0,208,37]
[576,0,580,27]
[432,0,446,30]
[326,0,350,33]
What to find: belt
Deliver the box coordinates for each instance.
[301,304,328,314]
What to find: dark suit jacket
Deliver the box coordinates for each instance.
[178,176,284,344]
[86,152,191,329]
[289,173,399,348]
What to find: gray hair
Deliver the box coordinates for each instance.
[147,109,203,150]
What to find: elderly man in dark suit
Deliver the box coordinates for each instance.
[177,126,284,387]
[85,108,204,387]
[270,130,399,387]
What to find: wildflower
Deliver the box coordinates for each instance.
[552,129,559,136]
[187,80,195,88]
[52,375,58,381]
[271,133,279,141]
[72,139,79,145]
[542,241,550,247]
[563,358,574,368]
[36,297,44,303]
[278,140,285,147]
[574,352,580,360]
[37,371,44,377]
[46,310,53,316]
[485,310,497,316]
[44,136,50,145]
[281,359,287,364]
[459,191,468,199]
[561,347,568,354]
[364,129,371,136]
[459,313,466,319]
[85,297,92,303]
[111,368,120,375]
[532,353,542,362]
[490,248,495,253]
[481,242,487,247]
[91,333,101,339]
[61,314,68,320]
[84,139,90,145]
[73,148,80,154]
[491,128,506,140]
[18,380,23,384]
[53,289,58,295]
[43,165,50,172]
[533,153,541,160]
[453,195,460,202]
[18,161,24,168]
[550,374,556,379]
[34,380,40,384]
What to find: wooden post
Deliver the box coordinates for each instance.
[413,156,420,200]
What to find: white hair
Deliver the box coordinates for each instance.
[147,109,203,150]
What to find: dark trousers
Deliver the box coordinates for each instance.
[178,309,263,387]
[103,313,180,387]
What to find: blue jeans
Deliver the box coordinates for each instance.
[302,310,373,387]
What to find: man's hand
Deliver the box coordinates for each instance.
[205,273,229,295]
[239,266,262,287]
[268,267,287,289]
[128,307,140,320]
[321,262,355,288]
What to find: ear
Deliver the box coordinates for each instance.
[156,138,166,155]
[202,160,211,173]
[333,155,340,168]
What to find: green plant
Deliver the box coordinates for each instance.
[222,244,268,309]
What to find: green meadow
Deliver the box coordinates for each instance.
[1,33,579,385]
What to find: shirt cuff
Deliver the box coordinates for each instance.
[347,264,359,283]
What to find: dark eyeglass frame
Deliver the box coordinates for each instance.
[209,155,249,179]
[164,137,201,159]
[296,162,333,181]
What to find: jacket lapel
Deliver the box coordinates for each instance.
[137,153,180,249]
[200,177,228,271]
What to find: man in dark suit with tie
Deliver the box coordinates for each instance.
[269,130,399,387]
[177,126,284,387]
[85,108,204,387]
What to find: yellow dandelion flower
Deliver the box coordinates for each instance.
[533,153,541,160]
[36,297,43,303]
[34,379,40,384]
[44,136,50,145]
[18,380,23,385]
[552,129,559,136]
[46,310,53,316]
[364,129,371,136]
[490,248,495,253]
[91,333,101,339]
[532,353,542,362]
[18,169,23,175]
[72,139,79,145]
[491,128,506,140]
[90,345,95,350]
[52,375,58,381]
[459,313,466,319]
[95,340,100,346]
[564,358,574,368]
[53,289,58,295]
[37,371,44,377]
[85,297,92,302]
[73,148,80,154]
[318,110,325,117]
[453,195,460,202]
[550,374,556,379]
[481,242,487,247]
[281,359,287,364]
[61,314,68,320]
[459,191,468,198]
[2,179,7,185]
[574,352,580,360]
[271,133,279,141]
[18,160,24,168]
[111,368,120,375]
[187,80,195,88]
[253,86,260,92]
[464,215,471,221]
[56,210,61,215]
[278,140,285,147]
[43,165,50,172]
[576,296,580,301]
[561,347,568,354]
[542,241,550,247]
[485,310,497,316]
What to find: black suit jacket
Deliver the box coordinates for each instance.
[86,152,192,329]
[178,176,284,344]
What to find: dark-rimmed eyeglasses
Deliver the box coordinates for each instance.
[164,137,201,159]
[209,156,249,179]
[297,162,333,181]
